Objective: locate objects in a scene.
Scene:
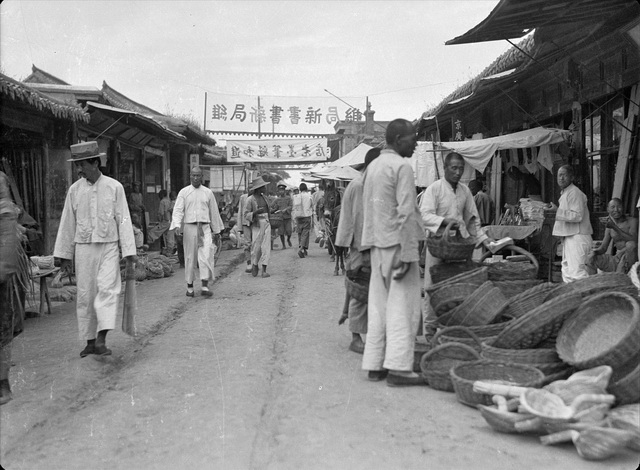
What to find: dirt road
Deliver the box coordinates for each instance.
[1,242,638,469]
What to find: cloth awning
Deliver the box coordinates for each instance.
[328,143,373,167]
[310,165,361,181]
[438,127,570,173]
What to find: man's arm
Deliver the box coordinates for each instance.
[53,186,77,261]
[607,216,638,242]
[169,191,185,233]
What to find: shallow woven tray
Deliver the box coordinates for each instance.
[545,272,637,301]
[420,341,481,392]
[438,281,508,327]
[491,292,582,349]
[450,360,545,407]
[556,291,640,370]
[430,282,478,316]
[426,267,488,297]
[502,282,559,319]
[480,340,560,364]
[438,320,513,339]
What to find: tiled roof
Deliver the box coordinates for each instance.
[1,73,90,122]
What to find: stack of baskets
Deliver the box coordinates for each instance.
[480,245,543,298]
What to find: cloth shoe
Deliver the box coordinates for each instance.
[80,343,96,357]
[261,272,271,278]
[0,379,12,405]
[367,370,388,382]
[348,337,365,354]
[201,287,213,297]
[93,345,112,356]
[386,372,427,387]
[186,290,195,297]
[251,264,259,277]
[298,249,305,258]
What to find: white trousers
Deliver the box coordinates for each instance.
[75,242,121,340]
[362,245,421,372]
[561,234,592,283]
[251,218,271,266]
[183,223,215,284]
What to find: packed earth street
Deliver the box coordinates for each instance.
[1,242,638,470]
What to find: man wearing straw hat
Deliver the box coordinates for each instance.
[54,141,137,357]
[170,166,224,297]
[245,176,272,277]
[271,182,293,250]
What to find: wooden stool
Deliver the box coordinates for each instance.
[30,267,58,316]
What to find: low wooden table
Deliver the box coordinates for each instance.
[30,267,59,316]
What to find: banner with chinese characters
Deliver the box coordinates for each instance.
[206,94,366,135]
[226,139,330,163]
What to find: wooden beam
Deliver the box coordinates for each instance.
[612,84,639,198]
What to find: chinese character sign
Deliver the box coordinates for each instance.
[206,94,365,134]
[226,139,330,163]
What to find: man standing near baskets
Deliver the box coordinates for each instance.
[549,165,593,283]
[420,152,492,339]
[360,119,426,386]
[54,142,137,357]
[336,147,381,354]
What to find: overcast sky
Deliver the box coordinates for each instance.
[1,0,512,128]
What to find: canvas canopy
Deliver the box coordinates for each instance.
[328,143,373,167]
[310,165,361,181]
[437,127,570,173]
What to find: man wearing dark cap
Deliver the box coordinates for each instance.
[54,141,137,357]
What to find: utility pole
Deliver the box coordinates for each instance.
[203,92,207,131]
[257,96,261,138]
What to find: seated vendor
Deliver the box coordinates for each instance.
[587,198,638,274]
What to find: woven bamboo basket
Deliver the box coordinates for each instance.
[420,342,481,392]
[556,291,640,370]
[430,282,479,316]
[539,367,575,386]
[502,282,559,319]
[545,272,637,301]
[438,320,513,340]
[434,326,484,353]
[491,292,582,349]
[480,340,560,364]
[607,363,640,405]
[438,281,508,327]
[494,279,544,299]
[429,261,481,285]
[450,360,545,407]
[426,221,476,261]
[426,267,488,297]
[480,245,539,281]
[345,277,368,304]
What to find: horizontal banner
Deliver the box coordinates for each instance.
[226,139,330,163]
[206,93,366,135]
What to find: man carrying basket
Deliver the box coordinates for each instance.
[420,152,493,339]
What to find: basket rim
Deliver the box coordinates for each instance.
[427,267,488,295]
[491,291,582,349]
[556,291,640,368]
[450,359,546,384]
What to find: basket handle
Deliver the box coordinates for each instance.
[432,325,483,349]
[479,244,539,272]
[419,342,481,372]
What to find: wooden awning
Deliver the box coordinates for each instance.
[446,0,636,45]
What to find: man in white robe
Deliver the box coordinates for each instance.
[551,165,592,283]
[360,119,426,387]
[420,153,491,337]
[54,141,137,357]
[170,166,224,297]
